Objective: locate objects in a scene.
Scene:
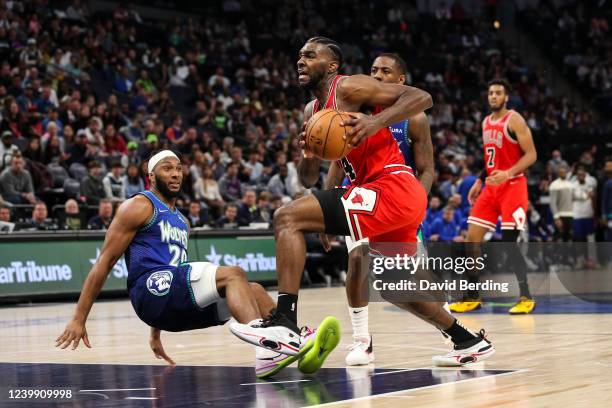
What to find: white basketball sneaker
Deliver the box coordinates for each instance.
[345,335,374,366]
[432,329,495,366]
[229,311,302,356]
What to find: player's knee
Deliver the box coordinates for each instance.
[221,266,248,286]
[273,204,297,235]
[249,282,266,296]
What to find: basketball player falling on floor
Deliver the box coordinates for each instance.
[55,150,326,378]
[321,53,450,366]
[450,79,537,315]
[230,37,495,368]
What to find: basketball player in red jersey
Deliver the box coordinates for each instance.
[231,37,495,368]
[450,79,537,314]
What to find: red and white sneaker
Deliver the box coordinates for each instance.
[255,327,316,378]
[230,311,302,356]
[432,329,495,366]
[345,335,374,366]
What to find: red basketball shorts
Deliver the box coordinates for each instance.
[467,176,528,231]
[340,166,427,245]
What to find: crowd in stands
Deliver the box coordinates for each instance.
[519,0,612,114]
[0,0,609,245]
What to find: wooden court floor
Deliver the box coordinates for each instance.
[1,286,610,407]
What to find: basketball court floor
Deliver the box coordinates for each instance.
[2,286,611,407]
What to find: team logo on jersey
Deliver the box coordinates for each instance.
[146,270,173,296]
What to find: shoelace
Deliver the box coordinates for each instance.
[260,309,281,328]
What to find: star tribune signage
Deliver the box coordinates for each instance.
[0,234,277,298]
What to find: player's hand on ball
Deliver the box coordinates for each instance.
[149,334,176,365]
[486,170,509,186]
[298,121,315,158]
[341,112,381,148]
[55,319,91,350]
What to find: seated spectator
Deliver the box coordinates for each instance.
[252,191,273,225]
[20,201,57,231]
[425,196,442,224]
[267,164,293,200]
[244,149,263,185]
[0,204,15,233]
[186,201,207,228]
[429,206,462,242]
[80,160,106,205]
[237,188,257,225]
[0,131,20,171]
[216,203,240,229]
[87,199,114,230]
[22,137,44,163]
[103,161,126,201]
[0,154,36,204]
[194,165,225,218]
[59,198,83,230]
[218,163,242,202]
[123,163,144,198]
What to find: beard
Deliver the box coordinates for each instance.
[155,174,181,199]
[299,70,325,91]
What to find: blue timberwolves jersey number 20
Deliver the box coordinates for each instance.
[125,190,189,288]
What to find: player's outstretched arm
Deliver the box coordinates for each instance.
[338,74,433,147]
[55,196,151,350]
[486,114,537,186]
[410,112,435,194]
[149,327,176,365]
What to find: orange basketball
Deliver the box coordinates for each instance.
[304,109,353,161]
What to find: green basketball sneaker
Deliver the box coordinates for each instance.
[298,316,341,374]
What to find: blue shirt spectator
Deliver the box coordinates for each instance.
[429,207,461,242]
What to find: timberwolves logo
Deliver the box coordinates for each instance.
[146,271,173,296]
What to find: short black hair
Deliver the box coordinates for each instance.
[306,36,343,69]
[377,53,407,76]
[488,78,512,94]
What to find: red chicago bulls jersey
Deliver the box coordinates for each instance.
[481,110,524,177]
[312,75,406,185]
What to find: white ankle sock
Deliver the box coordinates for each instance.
[348,306,369,341]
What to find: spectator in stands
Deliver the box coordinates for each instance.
[572,166,596,243]
[103,161,126,202]
[87,199,114,230]
[22,201,57,231]
[219,162,242,202]
[252,191,273,225]
[59,198,83,230]
[0,154,36,204]
[426,196,443,224]
[267,164,293,200]
[194,165,224,218]
[80,160,106,205]
[244,149,263,185]
[123,163,144,198]
[216,203,240,229]
[187,201,207,228]
[22,137,43,163]
[457,168,477,211]
[0,131,19,171]
[237,188,257,226]
[429,206,463,242]
[0,204,14,233]
[549,164,574,242]
[548,149,569,177]
[165,114,184,143]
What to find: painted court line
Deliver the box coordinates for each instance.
[313,369,529,407]
[125,397,158,400]
[79,387,156,392]
[241,379,311,386]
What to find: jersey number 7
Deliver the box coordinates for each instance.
[485,147,496,168]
